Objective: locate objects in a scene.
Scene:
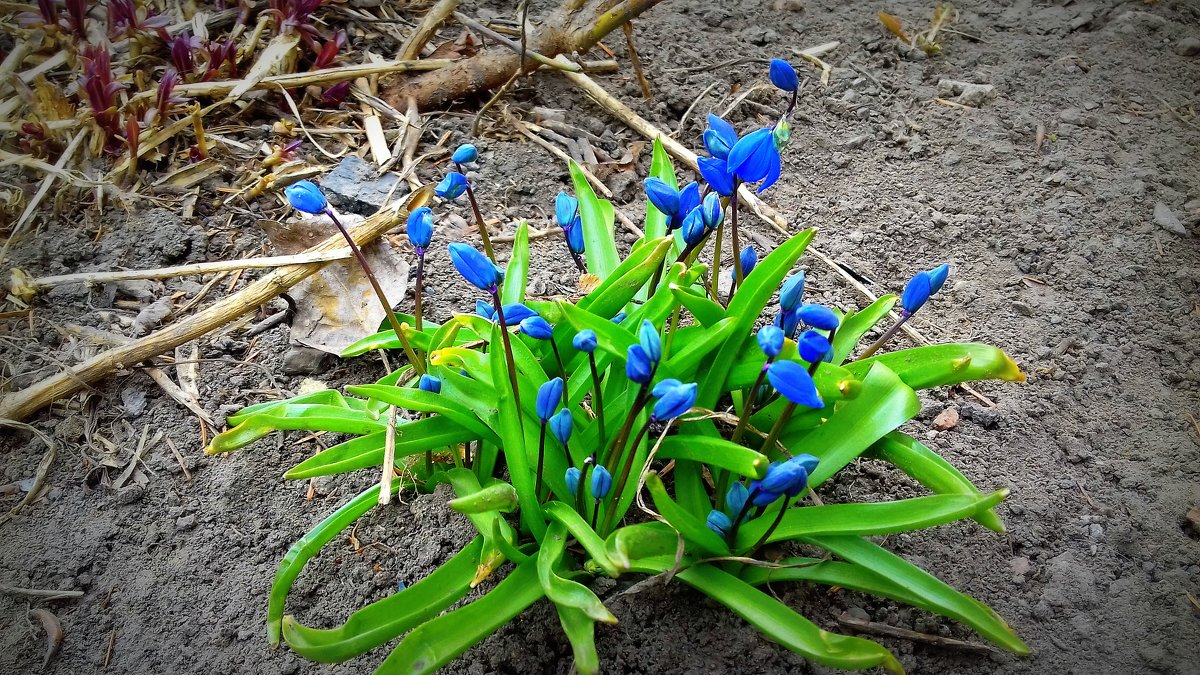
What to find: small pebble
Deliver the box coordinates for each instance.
[1175,37,1200,57]
[932,407,959,431]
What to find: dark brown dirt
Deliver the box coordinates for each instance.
[3,1,1200,674]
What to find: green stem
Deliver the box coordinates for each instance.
[414,251,425,334]
[490,289,523,426]
[600,384,649,470]
[716,359,771,511]
[748,495,792,553]
[575,461,591,517]
[663,305,683,358]
[550,341,569,407]
[759,400,796,458]
[463,181,496,263]
[709,219,724,302]
[726,488,759,544]
[857,312,911,360]
[729,184,744,302]
[599,416,652,534]
[587,353,605,443]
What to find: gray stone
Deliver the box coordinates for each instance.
[1175,37,1200,57]
[843,134,871,149]
[1153,202,1188,236]
[281,345,333,375]
[319,155,403,216]
[1059,108,1099,128]
[175,514,197,531]
[936,79,997,106]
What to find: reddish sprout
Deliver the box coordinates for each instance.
[201,39,238,81]
[169,30,201,77]
[107,0,171,40]
[64,0,88,39]
[320,80,350,106]
[16,0,59,29]
[311,29,346,70]
[266,0,327,50]
[78,44,127,151]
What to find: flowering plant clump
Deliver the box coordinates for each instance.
[208,59,1028,674]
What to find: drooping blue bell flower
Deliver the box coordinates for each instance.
[701,192,724,229]
[406,206,433,250]
[435,171,468,200]
[555,191,579,229]
[760,459,807,495]
[901,270,933,314]
[776,308,800,338]
[768,58,799,92]
[796,304,840,331]
[725,482,749,521]
[779,272,805,312]
[417,374,442,393]
[520,316,554,340]
[637,320,662,363]
[451,143,478,165]
[591,465,612,499]
[682,208,707,247]
[757,325,785,358]
[727,127,782,193]
[735,246,758,279]
[536,377,564,422]
[644,177,680,216]
[476,300,496,320]
[651,382,697,422]
[625,344,654,384]
[698,155,735,197]
[928,263,950,294]
[703,114,738,160]
[565,467,581,496]
[448,242,502,291]
[284,180,328,214]
[674,182,701,230]
[651,378,683,398]
[789,454,820,481]
[706,509,732,537]
[499,303,538,325]
[797,329,832,363]
[611,311,628,325]
[566,222,585,254]
[573,329,597,353]
[767,360,824,409]
[549,409,573,445]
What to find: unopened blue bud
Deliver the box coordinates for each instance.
[797,330,831,364]
[565,467,581,496]
[651,382,697,422]
[591,465,612,499]
[901,270,933,314]
[448,242,502,291]
[451,143,478,165]
[625,344,653,384]
[757,325,785,358]
[637,320,661,363]
[779,272,806,311]
[703,114,738,160]
[555,191,579,229]
[701,192,723,229]
[928,263,950,294]
[796,304,839,331]
[284,180,328,214]
[520,316,554,340]
[650,378,683,398]
[682,208,707,246]
[435,172,468,200]
[566,222,585,254]
[706,510,732,537]
[736,246,758,278]
[572,329,597,353]
[725,482,749,521]
[550,409,573,445]
[406,206,433,250]
[768,58,799,92]
[536,377,564,422]
[644,177,680,216]
[767,360,824,409]
[611,311,627,325]
[417,374,441,393]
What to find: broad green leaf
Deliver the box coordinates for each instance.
[671,285,726,327]
[575,236,673,319]
[445,468,515,585]
[657,435,768,479]
[804,535,1030,655]
[831,295,896,364]
[346,385,496,442]
[558,300,637,364]
[642,138,675,241]
[845,343,1025,389]
[448,482,518,514]
[868,431,1005,532]
[489,323,545,540]
[569,159,619,278]
[502,220,529,305]
[229,389,368,425]
[375,562,544,675]
[644,473,729,557]
[739,557,928,610]
[544,501,620,578]
[604,520,679,572]
[284,417,478,479]
[676,564,903,673]
[556,605,600,675]
[281,537,481,662]
[537,522,617,623]
[207,404,384,454]
[658,317,738,381]
[340,323,436,357]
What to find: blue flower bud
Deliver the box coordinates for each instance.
[650,378,683,398]
[928,263,950,294]
[901,270,933,314]
[703,114,738,160]
[727,127,782,192]
[651,382,697,422]
[760,459,807,496]
[536,377,564,422]
[498,303,538,325]
[476,300,496,320]
[776,308,800,338]
[417,374,442,393]
[736,246,758,278]
[566,221,585,254]
[789,453,820,479]
[284,180,328,214]
[435,171,468,200]
[611,311,627,325]
[768,58,799,92]
[698,155,735,197]
[572,329,597,353]
[796,304,840,331]
[451,143,477,165]
[756,325,785,358]
[675,182,701,229]
[565,467,581,496]
[644,177,680,216]
[767,360,824,409]
[591,464,612,499]
[555,191,579,228]
[550,408,573,445]
[637,320,661,363]
[779,272,806,311]
[797,329,832,364]
[746,479,781,507]
[448,242,502,291]
[406,206,433,250]
[682,207,707,246]
[725,482,749,521]
[520,316,554,340]
[706,509,732,537]
[625,344,653,384]
[701,192,724,229]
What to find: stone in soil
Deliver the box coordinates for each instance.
[320,155,403,215]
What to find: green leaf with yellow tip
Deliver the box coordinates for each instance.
[845,343,1025,389]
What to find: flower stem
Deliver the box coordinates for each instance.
[749,495,792,552]
[759,400,796,458]
[729,184,744,301]
[463,181,496,263]
[600,384,649,470]
[857,311,911,360]
[413,251,425,334]
[535,422,547,499]
[325,207,424,374]
[550,341,569,408]
[709,219,724,302]
[490,289,523,425]
[726,488,760,544]
[576,459,592,517]
[599,416,652,534]
[588,353,606,442]
[717,360,772,510]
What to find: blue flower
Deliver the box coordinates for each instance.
[448,242,502,291]
[767,360,824,409]
[776,308,800,338]
[757,325,784,358]
[500,303,538,325]
[611,311,628,325]
[566,221,585,254]
[536,377,564,422]
[476,300,496,320]
[725,482,749,521]
[736,246,758,278]
[727,128,782,192]
[451,143,478,164]
[406,206,433,250]
[768,58,799,92]
[796,304,839,331]
[637,320,662,363]
[651,378,683,398]
[797,330,831,363]
[417,374,442,393]
[698,155,735,197]
[550,409,573,445]
[703,114,738,160]
[572,329,597,353]
[760,458,808,496]
[706,509,732,537]
[284,180,328,214]
[555,191,579,228]
[682,208,707,247]
[901,270,932,314]
[789,453,820,479]
[675,182,701,230]
[435,172,468,200]
[591,465,612,499]
[779,272,805,312]
[701,192,724,229]
[520,316,554,340]
[626,344,654,384]
[651,382,697,422]
[747,482,781,507]
[928,263,950,294]
[565,467,581,496]
[644,177,680,216]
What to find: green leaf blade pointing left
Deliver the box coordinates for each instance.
[569,159,619,279]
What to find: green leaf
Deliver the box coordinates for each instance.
[228,389,369,425]
[345,385,497,443]
[340,323,436,357]
[844,343,1025,390]
[739,557,929,610]
[604,521,679,572]
[489,323,545,540]
[558,300,637,364]
[658,317,738,381]
[207,404,384,454]
[644,473,729,557]
[502,220,530,305]
[671,285,726,327]
[537,522,617,623]
[445,468,515,585]
[804,535,1030,655]
[374,561,544,675]
[281,537,481,662]
[569,160,619,279]
[868,431,1005,532]
[832,295,896,364]
[544,501,620,578]
[576,236,673,319]
[676,564,903,673]
[642,138,675,242]
[657,435,769,479]
[284,417,478,479]
[555,605,600,675]
[734,491,1008,550]
[448,482,518,514]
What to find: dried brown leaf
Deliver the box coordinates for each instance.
[879,12,912,44]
